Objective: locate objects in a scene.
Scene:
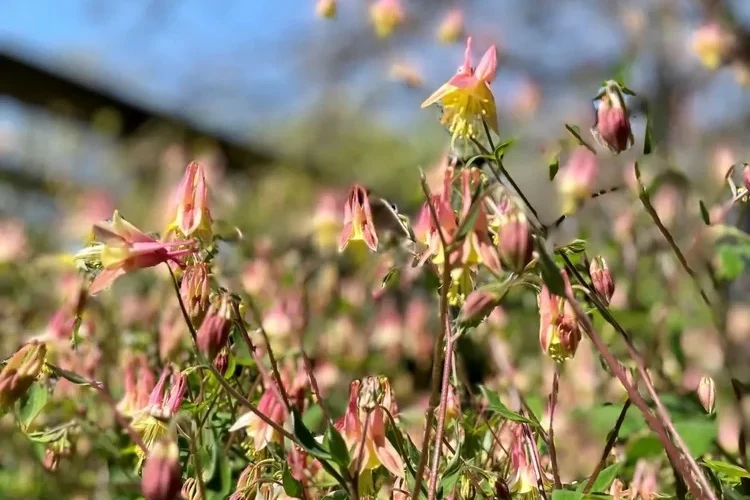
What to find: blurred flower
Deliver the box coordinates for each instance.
[591,80,634,154]
[389,62,424,88]
[263,292,304,342]
[166,161,213,242]
[181,262,210,318]
[456,168,501,272]
[711,145,736,185]
[315,0,336,19]
[159,306,187,361]
[75,211,197,294]
[131,366,187,463]
[229,382,287,451]
[508,425,538,495]
[422,37,498,145]
[538,270,581,362]
[459,289,501,326]
[371,298,403,354]
[369,0,404,38]
[335,378,404,477]
[512,78,541,119]
[0,218,27,264]
[437,8,463,44]
[414,167,457,265]
[744,164,750,193]
[630,460,660,499]
[691,22,735,70]
[697,375,716,414]
[196,295,232,361]
[214,347,230,376]
[733,60,750,86]
[589,256,615,305]
[312,191,343,253]
[0,340,46,411]
[242,257,275,297]
[558,147,599,214]
[496,212,533,273]
[339,185,378,253]
[63,189,115,241]
[141,439,182,500]
[117,354,156,417]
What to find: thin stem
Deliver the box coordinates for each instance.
[522,422,549,500]
[548,367,562,489]
[232,298,292,412]
[411,180,453,500]
[189,426,207,500]
[427,315,456,500]
[583,399,632,494]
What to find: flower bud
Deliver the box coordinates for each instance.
[590,256,615,305]
[338,185,379,253]
[697,376,716,414]
[369,0,404,38]
[459,289,500,327]
[196,296,231,360]
[538,271,581,362]
[141,439,182,500]
[558,147,599,214]
[214,348,229,376]
[181,477,201,500]
[496,214,533,273]
[169,161,212,242]
[592,80,634,154]
[0,341,47,411]
[180,262,210,318]
[315,0,336,19]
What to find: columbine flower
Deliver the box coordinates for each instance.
[455,168,501,272]
[312,191,342,254]
[315,0,336,19]
[335,378,404,477]
[421,37,498,145]
[538,270,582,362]
[414,167,458,265]
[496,211,533,273]
[691,22,735,70]
[369,0,404,38]
[591,80,634,154]
[141,439,182,500]
[589,256,615,305]
[75,211,196,294]
[0,218,27,264]
[0,341,47,411]
[166,161,213,242]
[131,366,187,463]
[117,354,156,417]
[508,425,540,495]
[339,185,379,253]
[228,382,288,452]
[437,8,463,44]
[558,147,599,214]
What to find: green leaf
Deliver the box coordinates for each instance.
[552,491,584,500]
[45,363,93,386]
[716,242,750,280]
[699,200,711,225]
[676,419,717,458]
[549,154,560,180]
[218,454,232,497]
[199,427,218,483]
[324,424,350,468]
[703,460,750,481]
[26,426,68,444]
[19,383,48,428]
[536,239,565,296]
[282,465,304,498]
[558,239,587,255]
[493,138,515,159]
[292,409,331,461]
[480,386,538,427]
[584,463,621,493]
[643,102,654,155]
[564,124,596,153]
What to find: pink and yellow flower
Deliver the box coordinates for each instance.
[75,211,197,294]
[421,37,498,144]
[538,270,581,362]
[369,0,404,38]
[166,161,213,242]
[339,185,379,253]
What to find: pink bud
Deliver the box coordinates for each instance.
[180,262,210,318]
[558,147,599,213]
[0,341,47,410]
[697,376,716,414]
[593,81,633,154]
[141,440,182,500]
[214,348,229,376]
[590,256,615,305]
[196,297,231,360]
[496,215,533,273]
[459,290,500,326]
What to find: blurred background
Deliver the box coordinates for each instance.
[1,0,749,243]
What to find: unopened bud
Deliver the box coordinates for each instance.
[43,449,60,471]
[590,256,615,305]
[141,440,182,500]
[459,290,500,327]
[592,80,633,154]
[697,376,716,414]
[181,262,210,318]
[558,147,599,214]
[196,296,231,360]
[497,215,533,273]
[0,340,47,410]
[214,348,229,376]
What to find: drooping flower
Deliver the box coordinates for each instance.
[75,211,197,294]
[180,262,210,318]
[589,256,615,305]
[166,161,213,242]
[228,381,288,452]
[507,425,541,495]
[131,366,187,463]
[369,0,404,38]
[196,295,232,361]
[421,37,498,144]
[335,378,404,477]
[591,80,634,154]
[538,270,582,362]
[437,8,464,45]
[455,168,501,272]
[141,439,182,500]
[339,185,379,253]
[496,211,533,273]
[557,147,599,214]
[312,191,343,253]
[117,354,156,417]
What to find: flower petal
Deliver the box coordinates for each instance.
[229,412,256,432]
[475,45,498,83]
[420,82,457,108]
[89,267,127,294]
